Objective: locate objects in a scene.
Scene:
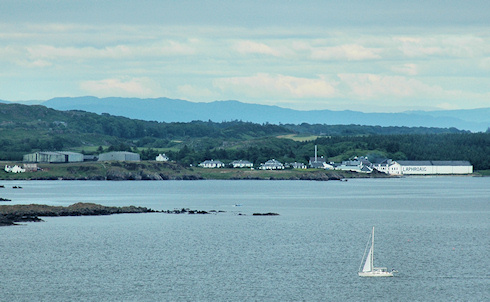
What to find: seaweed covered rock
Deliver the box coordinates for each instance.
[0,202,155,226]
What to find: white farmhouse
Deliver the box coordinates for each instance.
[230,160,253,168]
[199,160,225,168]
[288,162,307,169]
[5,165,26,173]
[156,154,169,162]
[259,159,284,170]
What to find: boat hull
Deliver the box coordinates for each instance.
[358,271,394,277]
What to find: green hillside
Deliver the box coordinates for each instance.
[1,102,489,170]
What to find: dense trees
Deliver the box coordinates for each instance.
[1,102,489,170]
[164,133,490,170]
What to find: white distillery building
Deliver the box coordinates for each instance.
[385,160,473,175]
[335,156,373,173]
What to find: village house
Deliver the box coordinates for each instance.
[4,165,26,173]
[287,162,307,169]
[335,156,373,173]
[199,159,225,168]
[156,153,169,162]
[230,160,253,168]
[23,163,38,172]
[259,159,284,170]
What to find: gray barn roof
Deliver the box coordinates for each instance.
[397,160,471,166]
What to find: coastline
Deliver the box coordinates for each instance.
[1,161,483,182]
[0,161,396,181]
[0,202,155,226]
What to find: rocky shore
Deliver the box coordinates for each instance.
[0,202,280,226]
[0,161,398,181]
[0,202,156,226]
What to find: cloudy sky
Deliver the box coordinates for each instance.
[1,0,489,112]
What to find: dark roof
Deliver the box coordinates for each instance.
[371,158,389,164]
[397,160,471,166]
[397,160,432,166]
[430,161,472,166]
[232,160,252,164]
[309,157,326,163]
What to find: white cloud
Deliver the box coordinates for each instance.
[394,35,489,59]
[310,44,382,61]
[391,63,418,76]
[18,59,53,68]
[395,37,442,58]
[1,21,490,111]
[26,41,196,61]
[233,40,282,56]
[435,102,459,110]
[340,73,426,98]
[80,77,160,98]
[337,73,457,100]
[214,73,337,99]
[177,84,217,99]
[480,57,490,70]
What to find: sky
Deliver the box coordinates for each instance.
[1,0,489,112]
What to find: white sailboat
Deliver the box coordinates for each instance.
[358,227,397,277]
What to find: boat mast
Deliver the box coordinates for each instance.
[371,226,375,270]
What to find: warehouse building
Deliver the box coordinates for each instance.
[98,151,140,162]
[23,151,84,163]
[382,160,473,175]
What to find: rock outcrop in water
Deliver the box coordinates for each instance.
[0,202,155,226]
[0,202,281,226]
[252,212,280,216]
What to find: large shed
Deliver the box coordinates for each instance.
[389,160,473,175]
[98,151,140,162]
[23,151,84,163]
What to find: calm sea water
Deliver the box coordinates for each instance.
[0,177,488,301]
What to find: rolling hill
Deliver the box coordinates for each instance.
[37,96,490,132]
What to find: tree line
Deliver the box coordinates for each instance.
[162,133,490,170]
[1,103,489,170]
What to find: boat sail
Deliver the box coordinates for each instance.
[358,227,396,277]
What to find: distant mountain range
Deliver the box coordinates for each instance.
[2,96,489,132]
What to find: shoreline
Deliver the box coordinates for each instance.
[0,161,397,181]
[1,161,483,181]
[0,203,280,227]
[0,202,156,226]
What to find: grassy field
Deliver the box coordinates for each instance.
[0,161,355,181]
[276,134,320,142]
[2,161,481,181]
[475,170,490,176]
